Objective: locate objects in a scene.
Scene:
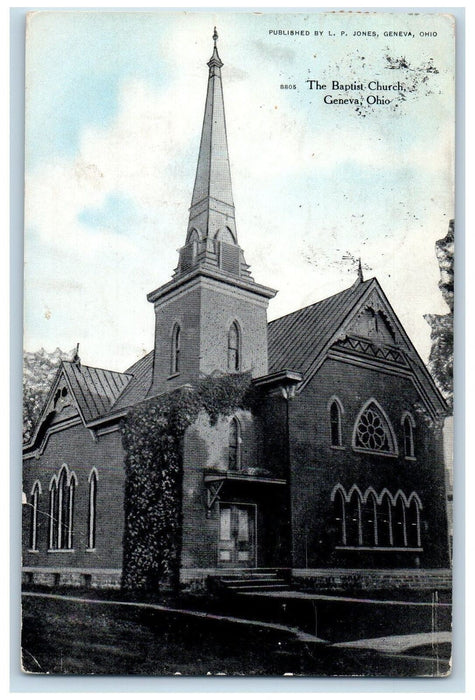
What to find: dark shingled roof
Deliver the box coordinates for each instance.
[62,361,133,423]
[110,351,154,411]
[268,279,374,377]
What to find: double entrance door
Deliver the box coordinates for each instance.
[218,503,256,568]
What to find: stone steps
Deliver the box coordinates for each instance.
[212,570,290,594]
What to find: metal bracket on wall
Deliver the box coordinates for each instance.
[205,479,224,518]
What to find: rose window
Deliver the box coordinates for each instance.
[354,403,395,453]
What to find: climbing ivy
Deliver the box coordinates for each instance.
[120,373,257,591]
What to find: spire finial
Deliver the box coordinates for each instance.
[357,258,364,283]
[213,26,218,47]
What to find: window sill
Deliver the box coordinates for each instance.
[86,548,97,553]
[335,546,423,552]
[47,549,74,553]
[404,456,417,462]
[167,372,180,380]
[352,447,398,458]
[330,445,346,451]
[27,549,39,554]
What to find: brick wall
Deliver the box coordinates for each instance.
[22,423,126,573]
[150,277,270,395]
[287,357,450,570]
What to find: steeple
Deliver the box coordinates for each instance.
[173,29,254,281]
[147,29,277,395]
[188,27,235,241]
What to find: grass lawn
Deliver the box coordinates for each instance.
[21,593,450,677]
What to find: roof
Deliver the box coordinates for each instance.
[109,351,154,411]
[61,361,133,423]
[268,279,374,377]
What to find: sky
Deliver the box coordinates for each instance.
[23,10,455,372]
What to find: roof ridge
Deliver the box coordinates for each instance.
[268,278,374,327]
[62,360,133,377]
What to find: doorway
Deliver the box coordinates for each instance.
[218,503,256,568]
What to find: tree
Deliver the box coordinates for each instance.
[424,219,454,411]
[23,347,74,444]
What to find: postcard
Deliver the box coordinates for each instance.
[21,10,454,676]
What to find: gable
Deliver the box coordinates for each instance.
[24,361,134,453]
[49,378,79,424]
[268,278,447,419]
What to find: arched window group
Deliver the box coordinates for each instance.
[328,397,415,459]
[29,467,98,552]
[169,320,242,375]
[331,484,422,549]
[48,465,77,550]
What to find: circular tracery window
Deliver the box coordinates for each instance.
[355,406,392,452]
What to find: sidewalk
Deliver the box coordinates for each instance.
[332,631,451,653]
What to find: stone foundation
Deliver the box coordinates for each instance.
[22,567,122,589]
[292,568,452,591]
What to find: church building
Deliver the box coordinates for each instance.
[22,31,450,592]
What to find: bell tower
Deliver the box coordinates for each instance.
[147,29,277,396]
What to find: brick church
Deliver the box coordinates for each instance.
[22,31,450,591]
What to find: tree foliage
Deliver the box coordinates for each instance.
[23,347,73,444]
[424,220,454,411]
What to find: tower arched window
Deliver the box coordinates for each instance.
[88,470,98,550]
[228,417,241,471]
[171,324,181,374]
[403,414,415,458]
[329,400,343,447]
[29,482,41,551]
[227,322,240,372]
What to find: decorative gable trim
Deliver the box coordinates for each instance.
[23,364,86,454]
[296,278,447,419]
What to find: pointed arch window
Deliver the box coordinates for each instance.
[346,489,363,546]
[353,400,397,455]
[29,482,41,551]
[329,400,343,447]
[57,467,68,549]
[67,474,76,550]
[362,491,378,547]
[393,495,407,547]
[407,495,422,548]
[332,488,347,546]
[171,324,181,374]
[402,413,415,459]
[48,478,57,549]
[227,322,241,372]
[88,470,98,550]
[228,417,241,471]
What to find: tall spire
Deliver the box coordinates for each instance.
[188,27,236,243]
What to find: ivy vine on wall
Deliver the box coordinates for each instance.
[120,372,257,591]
